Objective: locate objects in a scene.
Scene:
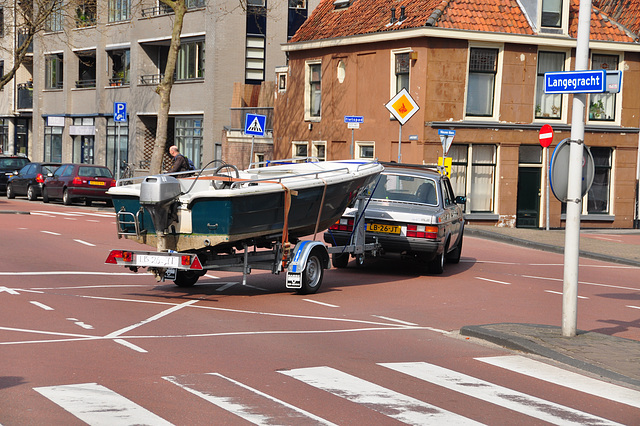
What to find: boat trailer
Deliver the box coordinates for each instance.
[106,194,380,294]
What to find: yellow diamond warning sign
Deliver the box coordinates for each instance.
[385,88,419,125]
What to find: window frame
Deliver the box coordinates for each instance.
[464,45,503,120]
[449,144,498,214]
[355,141,375,160]
[245,35,265,83]
[75,50,97,89]
[587,52,622,125]
[534,49,570,121]
[292,141,308,160]
[45,53,64,90]
[45,0,63,32]
[108,0,131,23]
[44,125,63,162]
[391,49,411,95]
[174,116,203,169]
[312,141,326,161]
[305,60,322,121]
[108,48,131,86]
[539,0,569,34]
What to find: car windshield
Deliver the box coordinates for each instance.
[369,173,438,206]
[0,158,29,170]
[78,166,113,178]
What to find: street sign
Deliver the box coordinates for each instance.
[113,102,127,122]
[347,122,360,129]
[549,138,595,202]
[344,116,364,123]
[438,129,456,155]
[544,70,606,94]
[385,89,419,125]
[539,124,554,148]
[244,113,266,137]
[605,70,622,94]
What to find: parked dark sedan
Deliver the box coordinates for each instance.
[324,163,465,274]
[42,163,115,206]
[0,154,31,194]
[6,162,61,200]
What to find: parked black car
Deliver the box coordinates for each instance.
[6,162,61,200]
[324,163,465,274]
[0,154,31,194]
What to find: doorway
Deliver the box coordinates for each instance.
[517,145,543,228]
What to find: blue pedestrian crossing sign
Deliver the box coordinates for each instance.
[114,102,127,122]
[244,113,266,137]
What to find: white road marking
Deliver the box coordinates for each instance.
[71,211,115,217]
[0,286,20,295]
[204,273,219,279]
[477,355,640,409]
[0,271,148,276]
[30,301,54,310]
[280,366,481,425]
[34,383,172,425]
[381,362,621,425]
[29,212,55,217]
[40,231,61,236]
[371,315,418,326]
[34,210,81,216]
[73,239,96,247]
[86,219,100,223]
[627,305,640,310]
[544,290,589,299]
[114,338,147,353]
[105,300,199,338]
[522,275,640,292]
[67,318,94,330]
[303,299,339,308]
[475,277,511,285]
[63,217,77,221]
[165,373,337,425]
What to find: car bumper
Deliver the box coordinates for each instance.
[324,230,443,260]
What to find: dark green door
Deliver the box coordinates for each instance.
[517,167,541,228]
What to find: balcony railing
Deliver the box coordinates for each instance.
[17,82,33,110]
[141,4,173,17]
[75,79,96,88]
[228,107,274,133]
[139,73,204,85]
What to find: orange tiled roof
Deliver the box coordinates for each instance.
[593,0,640,37]
[290,0,638,44]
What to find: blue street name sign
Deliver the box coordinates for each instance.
[114,102,127,122]
[438,129,456,136]
[544,70,606,94]
[344,116,364,123]
[245,113,267,137]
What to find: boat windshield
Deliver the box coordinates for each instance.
[368,174,438,206]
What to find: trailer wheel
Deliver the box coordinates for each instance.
[332,252,349,268]
[298,249,324,294]
[174,270,200,287]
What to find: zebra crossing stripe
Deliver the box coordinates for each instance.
[34,382,172,425]
[476,355,640,409]
[380,362,622,426]
[164,373,336,425]
[279,366,482,425]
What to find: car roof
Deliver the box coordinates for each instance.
[380,162,443,179]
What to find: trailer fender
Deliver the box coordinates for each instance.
[288,241,330,274]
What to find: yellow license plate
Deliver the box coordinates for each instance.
[89,181,105,186]
[367,223,401,234]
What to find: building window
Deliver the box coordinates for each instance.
[76,0,97,27]
[76,51,96,88]
[587,147,612,214]
[109,0,130,22]
[395,52,410,94]
[0,119,8,153]
[186,0,205,8]
[306,62,321,119]
[277,72,287,91]
[108,48,130,86]
[312,141,326,161]
[176,40,205,80]
[449,144,497,213]
[247,0,265,5]
[44,125,63,162]
[245,36,265,83]
[292,142,308,159]
[356,142,375,160]
[45,1,63,32]
[0,7,4,37]
[466,48,498,117]
[535,51,565,119]
[106,118,128,176]
[541,0,562,28]
[175,117,203,169]
[45,53,64,90]
[72,118,95,164]
[589,54,618,122]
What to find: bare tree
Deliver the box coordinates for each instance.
[148,0,187,174]
[0,0,60,89]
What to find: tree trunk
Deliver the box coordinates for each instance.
[149,0,187,174]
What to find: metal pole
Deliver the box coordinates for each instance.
[562,0,592,337]
[397,124,402,163]
[351,128,355,159]
[116,121,121,180]
[249,135,255,168]
[546,147,550,231]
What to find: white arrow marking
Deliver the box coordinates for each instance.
[0,286,20,295]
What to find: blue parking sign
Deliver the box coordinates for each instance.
[114,102,127,122]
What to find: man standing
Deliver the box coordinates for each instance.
[167,145,188,173]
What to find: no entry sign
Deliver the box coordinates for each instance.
[539,124,554,148]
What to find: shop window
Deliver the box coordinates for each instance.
[106,118,128,176]
[44,125,63,162]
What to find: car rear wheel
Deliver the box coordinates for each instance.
[42,187,50,203]
[62,188,72,205]
[85,199,92,207]
[6,183,14,199]
[446,231,463,264]
[27,185,37,201]
[429,250,445,274]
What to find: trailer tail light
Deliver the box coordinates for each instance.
[105,250,133,264]
[406,225,438,239]
[36,173,45,183]
[329,218,354,232]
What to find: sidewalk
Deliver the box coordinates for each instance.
[462,225,640,390]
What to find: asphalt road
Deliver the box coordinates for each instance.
[1,197,639,425]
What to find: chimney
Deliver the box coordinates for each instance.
[390,7,397,24]
[400,5,406,21]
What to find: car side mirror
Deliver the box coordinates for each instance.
[455,196,466,205]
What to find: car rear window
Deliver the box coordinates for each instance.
[78,166,113,178]
[0,158,29,170]
[370,174,438,205]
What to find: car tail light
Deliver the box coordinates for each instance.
[72,176,83,185]
[109,180,116,187]
[406,224,438,239]
[105,250,133,264]
[329,218,354,232]
[36,173,45,183]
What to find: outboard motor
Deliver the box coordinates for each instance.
[140,175,181,250]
